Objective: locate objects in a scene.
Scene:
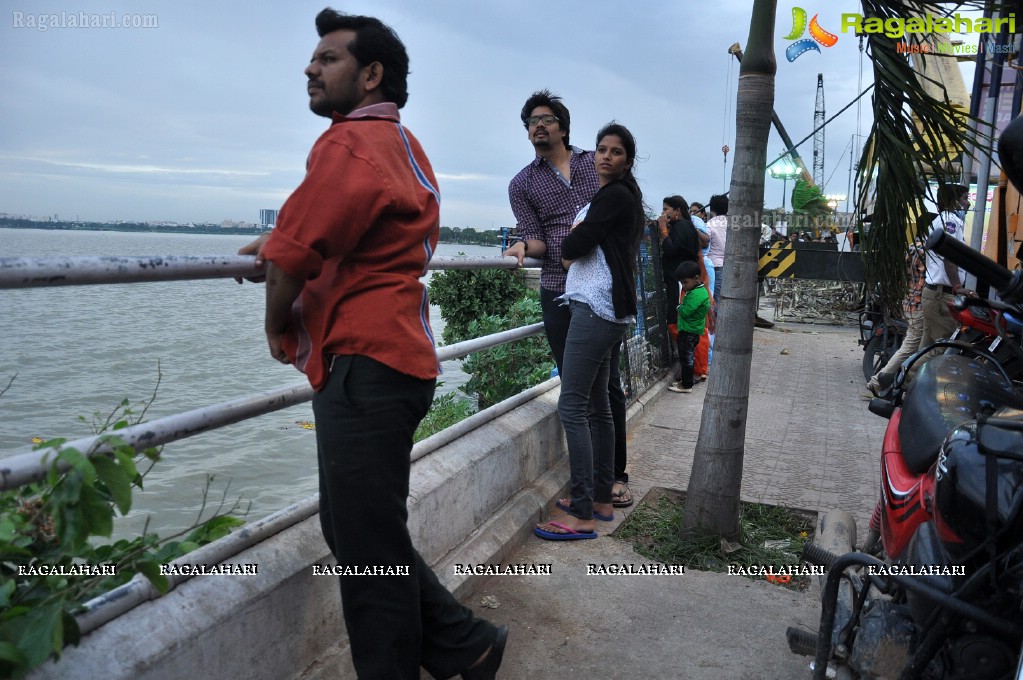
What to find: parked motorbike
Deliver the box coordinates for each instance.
[860,286,907,383]
[788,228,1023,679]
[945,298,1023,383]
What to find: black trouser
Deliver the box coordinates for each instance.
[676,331,700,389]
[540,286,628,483]
[313,355,495,679]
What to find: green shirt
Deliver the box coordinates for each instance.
[677,284,710,335]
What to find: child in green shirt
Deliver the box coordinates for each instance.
[669,260,710,393]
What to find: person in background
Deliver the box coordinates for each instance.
[534,122,645,539]
[506,90,633,509]
[688,201,715,296]
[919,184,973,351]
[688,201,715,381]
[866,238,926,396]
[689,201,707,223]
[657,195,702,327]
[705,194,728,303]
[239,10,505,678]
[668,260,710,394]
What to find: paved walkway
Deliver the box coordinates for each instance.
[456,320,887,679]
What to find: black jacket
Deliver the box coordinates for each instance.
[661,217,700,286]
[561,180,642,320]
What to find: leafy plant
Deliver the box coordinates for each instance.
[428,266,530,344]
[461,296,554,409]
[429,265,552,408]
[854,0,995,314]
[0,378,245,678]
[414,389,476,442]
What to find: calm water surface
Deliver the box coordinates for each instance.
[0,229,495,537]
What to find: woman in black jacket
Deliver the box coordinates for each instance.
[534,122,645,540]
[658,195,702,325]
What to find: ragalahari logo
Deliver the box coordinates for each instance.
[783,7,838,61]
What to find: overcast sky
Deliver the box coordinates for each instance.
[0,1,981,228]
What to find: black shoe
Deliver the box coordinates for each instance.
[462,626,508,680]
[754,315,775,329]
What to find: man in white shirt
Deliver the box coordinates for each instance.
[919,183,972,350]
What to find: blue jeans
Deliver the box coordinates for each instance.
[557,301,627,520]
[541,287,628,483]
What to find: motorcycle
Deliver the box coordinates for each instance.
[787,222,1023,679]
[860,289,907,383]
[945,298,1023,383]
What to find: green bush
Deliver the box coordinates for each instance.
[428,266,530,344]
[462,296,554,409]
[429,266,553,411]
[414,389,475,442]
[0,388,245,679]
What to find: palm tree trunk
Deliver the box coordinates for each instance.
[680,0,776,540]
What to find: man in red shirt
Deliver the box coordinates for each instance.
[240,10,504,679]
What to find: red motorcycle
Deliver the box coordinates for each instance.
[946,298,1023,382]
[788,229,1023,679]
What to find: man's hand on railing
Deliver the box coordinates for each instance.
[503,240,527,266]
[235,233,270,283]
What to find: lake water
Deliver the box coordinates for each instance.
[0,229,497,537]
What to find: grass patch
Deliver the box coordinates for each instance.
[615,488,815,590]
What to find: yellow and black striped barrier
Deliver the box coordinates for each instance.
[758,242,864,282]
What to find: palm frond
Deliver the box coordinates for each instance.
[855,0,1007,312]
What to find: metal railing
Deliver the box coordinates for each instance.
[0,247,671,481]
[1,242,671,635]
[0,253,560,491]
[0,254,542,289]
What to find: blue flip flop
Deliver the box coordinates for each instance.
[534,521,598,541]
[556,499,613,522]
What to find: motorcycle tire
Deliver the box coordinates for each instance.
[862,330,903,382]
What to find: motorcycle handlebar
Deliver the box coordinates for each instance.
[926,228,1023,303]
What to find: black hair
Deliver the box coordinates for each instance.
[597,122,645,261]
[690,201,705,213]
[936,183,968,210]
[663,195,690,214]
[709,194,728,216]
[315,9,409,108]
[674,260,701,282]
[520,89,571,148]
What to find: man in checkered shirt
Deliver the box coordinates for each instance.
[504,89,634,509]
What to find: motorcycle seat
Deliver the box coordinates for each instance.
[899,354,1022,474]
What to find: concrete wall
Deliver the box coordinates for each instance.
[27,386,562,680]
[28,382,661,680]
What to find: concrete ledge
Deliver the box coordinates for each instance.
[28,378,664,680]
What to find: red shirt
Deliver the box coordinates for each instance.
[262,103,441,390]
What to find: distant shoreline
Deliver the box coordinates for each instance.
[0,221,265,236]
[0,220,506,246]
